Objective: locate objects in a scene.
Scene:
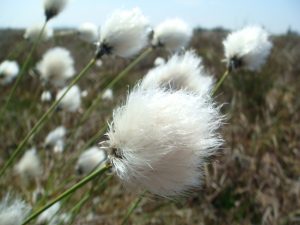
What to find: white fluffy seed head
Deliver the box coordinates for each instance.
[102,89,114,101]
[36,47,75,87]
[36,202,60,224]
[104,86,223,197]
[23,24,53,42]
[152,18,192,52]
[0,194,31,225]
[45,126,66,152]
[56,85,81,112]
[43,0,69,21]
[141,50,214,96]
[41,90,52,102]
[99,8,150,58]
[77,22,99,43]
[223,26,273,71]
[15,147,42,183]
[75,147,107,176]
[0,60,19,85]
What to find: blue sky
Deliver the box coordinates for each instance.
[1,0,299,34]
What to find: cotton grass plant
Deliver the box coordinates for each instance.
[0,2,277,224]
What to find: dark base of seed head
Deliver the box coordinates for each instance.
[228,56,243,72]
[95,43,113,59]
[45,9,58,22]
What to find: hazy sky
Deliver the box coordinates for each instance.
[1,0,299,34]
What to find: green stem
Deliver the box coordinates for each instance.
[0,58,96,178]
[21,164,111,225]
[68,175,113,225]
[78,47,152,130]
[0,21,47,119]
[212,70,230,96]
[121,191,146,225]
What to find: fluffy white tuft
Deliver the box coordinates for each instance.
[15,147,42,183]
[141,50,214,96]
[23,24,53,42]
[152,18,192,52]
[75,147,107,175]
[36,47,75,87]
[0,60,19,85]
[99,8,150,58]
[0,194,31,225]
[102,89,114,101]
[77,22,99,43]
[56,85,81,112]
[45,126,66,153]
[104,86,223,197]
[223,26,273,71]
[41,90,52,102]
[43,0,69,20]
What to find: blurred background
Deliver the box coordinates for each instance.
[1,0,300,33]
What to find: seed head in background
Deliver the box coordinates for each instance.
[141,50,214,96]
[0,194,31,225]
[223,26,273,71]
[77,22,100,44]
[0,60,19,85]
[41,90,52,102]
[43,0,69,21]
[56,85,82,113]
[96,8,150,58]
[102,89,114,101]
[23,24,53,42]
[75,147,107,176]
[101,86,223,197]
[36,47,75,88]
[44,126,67,153]
[152,18,192,52]
[15,147,42,185]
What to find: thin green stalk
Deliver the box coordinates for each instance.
[121,191,146,225]
[78,47,152,131]
[212,70,230,96]
[0,58,96,178]
[21,164,111,225]
[67,175,113,225]
[0,21,47,118]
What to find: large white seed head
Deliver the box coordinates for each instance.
[15,147,42,183]
[104,86,223,197]
[223,26,273,71]
[152,18,192,52]
[45,126,66,153]
[0,60,19,85]
[56,85,81,112]
[75,147,107,176]
[36,47,75,87]
[0,194,31,225]
[141,50,214,96]
[98,8,150,58]
[43,0,69,21]
[77,22,99,43]
[23,24,53,42]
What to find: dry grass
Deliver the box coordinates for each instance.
[0,28,299,225]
